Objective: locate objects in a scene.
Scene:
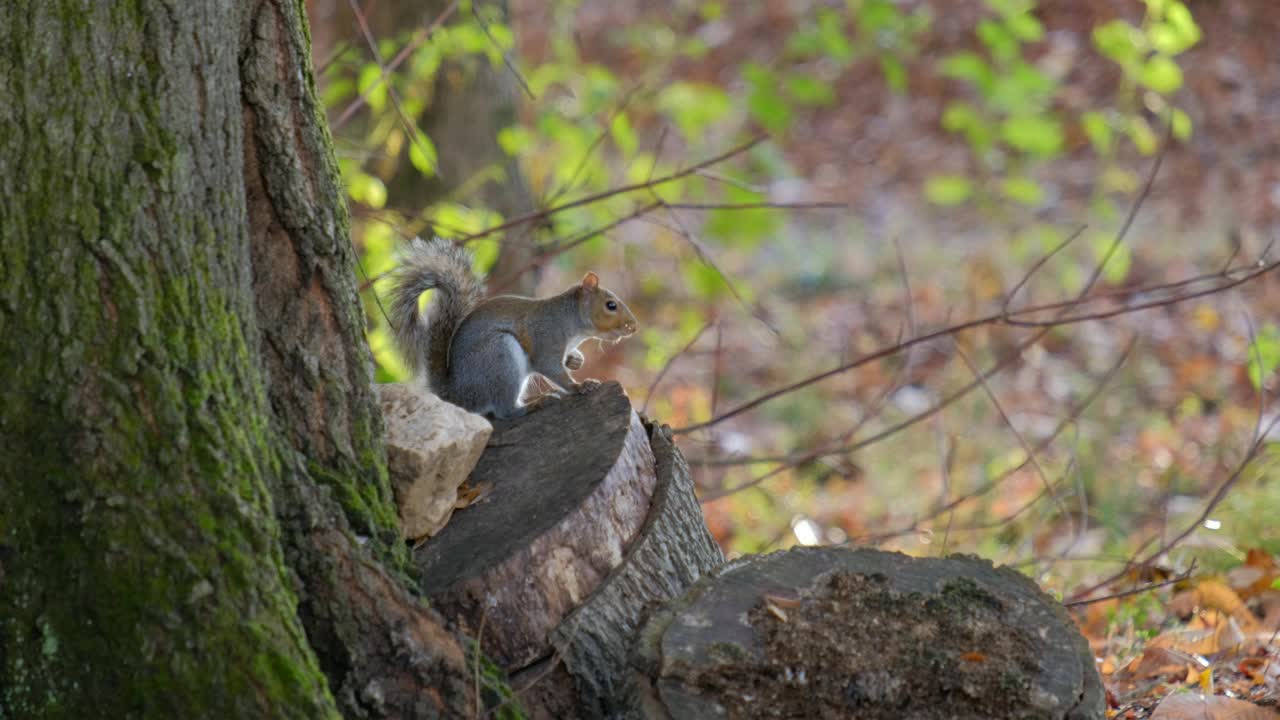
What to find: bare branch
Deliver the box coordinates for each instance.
[852,339,1134,546]
[1064,563,1196,608]
[459,136,767,243]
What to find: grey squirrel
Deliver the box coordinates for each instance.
[388,237,638,418]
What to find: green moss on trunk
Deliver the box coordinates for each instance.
[0,2,339,716]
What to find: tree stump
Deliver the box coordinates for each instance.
[628,547,1105,720]
[413,382,723,717]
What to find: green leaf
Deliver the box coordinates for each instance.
[856,0,900,34]
[924,175,973,206]
[1126,116,1159,155]
[1091,233,1132,284]
[428,202,503,240]
[657,82,732,138]
[976,19,1018,62]
[939,52,993,95]
[347,172,387,209]
[1005,13,1044,42]
[988,63,1057,114]
[321,78,355,108]
[705,184,779,249]
[408,131,438,178]
[983,0,1035,16]
[1000,177,1044,205]
[941,101,996,152]
[1092,19,1145,66]
[744,64,792,134]
[1081,111,1112,154]
[880,57,908,93]
[1246,326,1280,390]
[680,37,710,59]
[497,125,534,156]
[1101,166,1140,193]
[1150,3,1201,54]
[942,101,980,132]
[610,112,638,156]
[356,63,388,114]
[1141,55,1183,93]
[1001,115,1064,157]
[681,261,729,300]
[1170,108,1192,141]
[786,28,824,58]
[785,74,836,106]
[817,9,854,63]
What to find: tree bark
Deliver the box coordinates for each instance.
[0,2,471,717]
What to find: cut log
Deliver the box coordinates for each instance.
[549,422,723,717]
[413,382,723,719]
[628,547,1105,720]
[414,381,654,669]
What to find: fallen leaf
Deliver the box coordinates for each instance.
[1123,646,1203,681]
[1186,580,1257,631]
[762,592,802,609]
[763,601,788,622]
[1198,667,1213,692]
[1151,617,1248,656]
[1150,691,1280,719]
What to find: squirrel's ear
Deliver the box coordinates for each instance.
[581,272,599,290]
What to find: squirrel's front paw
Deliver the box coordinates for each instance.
[572,378,602,394]
[564,350,585,371]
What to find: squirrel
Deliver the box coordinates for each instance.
[388,237,638,419]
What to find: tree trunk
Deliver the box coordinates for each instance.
[0,2,471,717]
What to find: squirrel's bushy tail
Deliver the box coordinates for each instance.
[388,237,483,389]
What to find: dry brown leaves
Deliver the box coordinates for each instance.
[1086,549,1280,719]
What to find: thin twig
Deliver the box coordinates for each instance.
[347,0,446,180]
[546,83,645,206]
[954,342,1074,543]
[1066,415,1280,604]
[459,136,767,243]
[333,1,460,130]
[851,339,1133,546]
[1064,563,1196,608]
[472,4,533,99]
[641,319,716,414]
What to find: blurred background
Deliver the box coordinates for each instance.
[305,0,1279,595]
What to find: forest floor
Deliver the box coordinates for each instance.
[511,2,1280,716]
[319,0,1280,715]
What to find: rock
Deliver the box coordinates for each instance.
[376,383,492,540]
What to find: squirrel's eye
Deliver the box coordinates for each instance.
[606,300,618,312]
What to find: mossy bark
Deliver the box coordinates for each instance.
[0,2,470,718]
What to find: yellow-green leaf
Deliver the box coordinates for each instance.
[1000,177,1044,206]
[924,175,973,206]
[1141,55,1183,93]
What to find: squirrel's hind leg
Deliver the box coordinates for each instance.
[451,332,531,419]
